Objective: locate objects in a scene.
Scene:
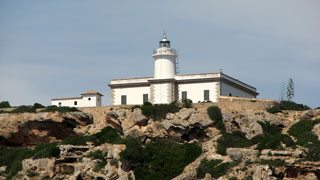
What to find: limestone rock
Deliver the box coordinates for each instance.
[227,148,259,161]
[252,165,276,180]
[22,158,56,178]
[312,123,320,141]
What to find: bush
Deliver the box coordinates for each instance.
[207,106,225,132]
[258,159,285,167]
[254,121,294,150]
[182,99,192,108]
[62,126,124,146]
[216,131,252,155]
[0,143,60,177]
[11,105,36,113]
[267,106,282,114]
[41,105,79,113]
[33,103,45,109]
[288,119,320,146]
[0,101,11,108]
[280,101,311,111]
[140,101,181,120]
[196,159,239,179]
[85,150,109,172]
[120,139,202,180]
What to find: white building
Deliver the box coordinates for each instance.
[108,34,258,105]
[51,90,103,107]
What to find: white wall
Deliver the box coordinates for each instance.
[153,83,171,104]
[51,94,102,107]
[113,86,150,105]
[220,82,255,98]
[178,82,218,103]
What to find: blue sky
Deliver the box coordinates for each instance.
[0,0,319,108]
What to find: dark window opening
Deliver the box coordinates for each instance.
[88,98,91,101]
[121,95,127,105]
[204,90,209,101]
[74,101,77,105]
[229,93,232,96]
[182,91,187,101]
[58,102,61,107]
[143,94,148,103]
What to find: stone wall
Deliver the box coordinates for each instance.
[217,96,278,111]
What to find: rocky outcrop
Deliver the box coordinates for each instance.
[0,112,93,146]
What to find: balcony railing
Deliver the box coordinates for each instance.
[152,48,177,56]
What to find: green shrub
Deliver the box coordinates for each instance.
[0,101,11,108]
[216,131,252,155]
[11,105,36,113]
[182,99,193,108]
[280,101,311,111]
[254,121,294,150]
[0,143,60,178]
[196,159,239,179]
[229,177,238,180]
[140,101,181,120]
[62,126,124,146]
[41,106,79,113]
[27,170,39,177]
[207,106,225,132]
[288,119,320,146]
[216,121,294,154]
[267,106,282,114]
[258,159,285,167]
[33,103,45,109]
[288,119,320,161]
[242,176,253,180]
[86,150,105,160]
[120,139,202,180]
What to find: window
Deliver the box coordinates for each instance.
[74,101,77,105]
[121,95,127,105]
[229,93,232,96]
[182,91,187,101]
[58,102,61,107]
[143,94,148,103]
[88,98,91,101]
[204,90,209,101]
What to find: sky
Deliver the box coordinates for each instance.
[0,0,319,108]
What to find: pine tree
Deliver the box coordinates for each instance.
[286,78,294,101]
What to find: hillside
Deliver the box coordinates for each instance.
[0,102,320,180]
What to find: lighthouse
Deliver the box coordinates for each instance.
[152,33,178,79]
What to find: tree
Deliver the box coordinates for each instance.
[0,101,11,108]
[286,78,294,101]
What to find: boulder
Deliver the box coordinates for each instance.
[312,123,320,141]
[22,158,56,178]
[227,148,259,161]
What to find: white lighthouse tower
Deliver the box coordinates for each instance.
[152,33,178,79]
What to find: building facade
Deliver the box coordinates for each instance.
[108,34,258,105]
[51,90,103,107]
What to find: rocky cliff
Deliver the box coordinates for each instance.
[1,105,320,180]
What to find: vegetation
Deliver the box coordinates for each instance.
[86,150,109,172]
[286,78,294,101]
[288,119,320,161]
[120,138,202,180]
[280,101,310,111]
[216,121,294,155]
[258,159,285,167]
[216,131,252,155]
[266,106,282,114]
[196,158,240,179]
[41,105,79,113]
[0,101,11,108]
[0,143,60,178]
[62,126,124,146]
[207,106,225,132]
[137,101,181,120]
[182,99,193,108]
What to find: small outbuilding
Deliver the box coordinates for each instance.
[51,90,103,107]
